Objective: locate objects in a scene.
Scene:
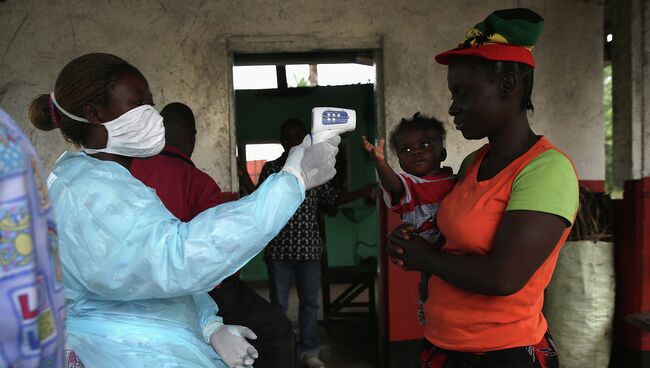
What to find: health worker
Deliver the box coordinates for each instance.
[28,53,340,368]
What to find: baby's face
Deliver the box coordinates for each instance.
[395,128,444,177]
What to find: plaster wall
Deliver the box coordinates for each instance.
[0,0,604,190]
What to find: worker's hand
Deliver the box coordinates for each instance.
[209,324,259,368]
[282,134,340,190]
[362,136,385,163]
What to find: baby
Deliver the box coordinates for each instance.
[363,112,455,324]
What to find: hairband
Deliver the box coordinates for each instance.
[49,92,89,123]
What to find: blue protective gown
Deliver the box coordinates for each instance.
[47,152,305,367]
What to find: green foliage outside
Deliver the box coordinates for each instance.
[604,65,614,193]
[294,76,310,87]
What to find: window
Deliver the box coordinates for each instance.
[285,63,375,88]
[316,63,375,86]
[233,65,277,90]
[233,58,375,90]
[286,64,311,87]
[244,143,284,185]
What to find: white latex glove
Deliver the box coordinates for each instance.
[281,134,340,190]
[208,323,259,368]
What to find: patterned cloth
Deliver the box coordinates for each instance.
[259,156,338,261]
[65,350,85,368]
[0,109,66,367]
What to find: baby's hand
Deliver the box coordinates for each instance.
[362,136,386,162]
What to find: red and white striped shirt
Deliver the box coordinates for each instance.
[382,167,455,241]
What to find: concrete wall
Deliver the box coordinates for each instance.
[0,0,604,190]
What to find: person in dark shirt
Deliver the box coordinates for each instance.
[130,103,221,221]
[255,118,375,368]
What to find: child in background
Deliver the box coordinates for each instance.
[362,112,455,323]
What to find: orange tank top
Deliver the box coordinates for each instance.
[425,137,577,352]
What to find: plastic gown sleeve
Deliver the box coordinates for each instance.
[193,292,223,343]
[49,153,305,301]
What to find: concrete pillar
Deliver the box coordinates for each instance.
[612,0,650,186]
[612,1,650,367]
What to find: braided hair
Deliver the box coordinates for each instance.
[29,53,143,146]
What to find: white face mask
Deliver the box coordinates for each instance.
[84,105,166,158]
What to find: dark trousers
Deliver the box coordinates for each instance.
[209,275,298,368]
[421,331,559,368]
[266,259,322,359]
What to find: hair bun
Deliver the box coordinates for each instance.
[28,94,58,131]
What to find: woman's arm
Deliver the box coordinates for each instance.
[52,162,305,301]
[388,210,568,296]
[388,148,578,296]
[53,136,340,301]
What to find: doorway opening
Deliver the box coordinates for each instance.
[232,50,380,277]
[231,50,382,367]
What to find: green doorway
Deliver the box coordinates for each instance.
[232,51,380,281]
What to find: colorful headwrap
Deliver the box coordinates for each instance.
[435,8,544,68]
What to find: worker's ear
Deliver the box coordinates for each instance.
[82,103,104,124]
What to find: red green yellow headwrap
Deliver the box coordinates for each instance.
[435,8,544,68]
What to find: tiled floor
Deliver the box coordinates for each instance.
[253,283,380,368]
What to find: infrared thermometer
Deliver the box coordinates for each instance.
[311,107,356,144]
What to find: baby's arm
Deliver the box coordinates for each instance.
[362,136,404,204]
